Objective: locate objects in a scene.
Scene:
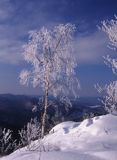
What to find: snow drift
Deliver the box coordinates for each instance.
[1,114,117,160]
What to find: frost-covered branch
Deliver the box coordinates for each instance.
[103,55,117,74]
[102,15,117,49]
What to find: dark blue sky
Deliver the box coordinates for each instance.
[0,0,117,96]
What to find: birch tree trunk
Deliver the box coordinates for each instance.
[41,66,49,138]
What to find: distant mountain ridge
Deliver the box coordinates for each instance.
[0,94,106,134]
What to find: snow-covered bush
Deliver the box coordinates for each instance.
[83,112,95,120]
[0,128,16,155]
[95,82,117,114]
[18,118,41,150]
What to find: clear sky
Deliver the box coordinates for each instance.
[0,0,117,97]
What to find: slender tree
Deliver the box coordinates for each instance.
[19,23,79,137]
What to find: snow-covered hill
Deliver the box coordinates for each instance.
[1,114,117,160]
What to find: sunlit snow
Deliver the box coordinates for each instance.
[1,114,117,160]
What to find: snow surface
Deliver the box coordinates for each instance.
[1,114,117,160]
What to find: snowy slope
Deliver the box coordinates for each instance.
[1,114,117,160]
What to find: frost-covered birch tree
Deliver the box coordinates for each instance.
[19,23,79,137]
[96,16,117,114]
